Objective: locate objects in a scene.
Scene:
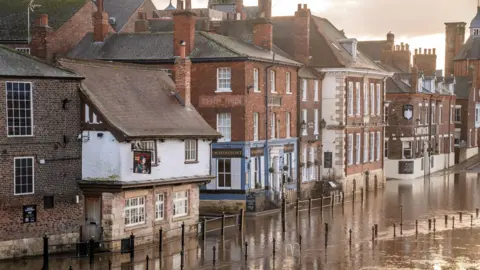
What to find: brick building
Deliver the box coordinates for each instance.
[58,56,220,252]
[68,0,301,213]
[0,0,156,61]
[0,46,83,259]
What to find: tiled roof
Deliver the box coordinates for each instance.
[454,76,472,99]
[298,67,320,79]
[386,76,413,94]
[357,40,388,62]
[58,58,221,138]
[68,31,301,65]
[102,0,146,32]
[454,36,480,60]
[0,45,82,78]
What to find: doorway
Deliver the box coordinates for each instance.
[83,197,102,241]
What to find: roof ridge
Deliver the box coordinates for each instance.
[58,57,173,72]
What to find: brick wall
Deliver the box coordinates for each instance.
[0,78,82,256]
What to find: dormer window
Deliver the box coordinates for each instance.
[338,38,358,58]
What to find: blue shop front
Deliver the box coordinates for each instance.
[200,138,298,213]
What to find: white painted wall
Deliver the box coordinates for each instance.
[82,131,212,181]
[384,153,455,180]
[466,147,479,160]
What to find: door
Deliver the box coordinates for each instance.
[83,197,101,241]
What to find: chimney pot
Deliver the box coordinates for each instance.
[185,0,191,10]
[179,40,186,58]
[297,3,302,11]
[424,48,427,54]
[433,48,436,55]
[37,14,49,27]
[428,49,431,54]
[415,49,418,55]
[303,4,308,9]
[406,44,410,51]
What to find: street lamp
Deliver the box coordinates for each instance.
[320,119,327,129]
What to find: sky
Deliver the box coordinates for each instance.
[154,0,479,72]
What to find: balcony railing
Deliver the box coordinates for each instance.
[268,96,282,107]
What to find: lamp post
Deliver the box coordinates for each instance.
[297,120,307,199]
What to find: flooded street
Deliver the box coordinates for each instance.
[2,171,480,269]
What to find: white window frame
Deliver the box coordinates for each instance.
[286,72,291,94]
[431,104,436,124]
[363,132,368,162]
[424,104,429,125]
[302,109,307,136]
[355,133,361,164]
[376,83,381,115]
[302,79,307,101]
[125,197,146,227]
[6,81,33,137]
[376,132,380,161]
[454,107,461,122]
[370,83,375,116]
[216,68,232,92]
[185,139,197,162]
[364,83,369,116]
[402,141,412,159]
[253,113,259,141]
[15,48,31,54]
[356,82,361,116]
[155,193,165,220]
[253,68,259,92]
[217,158,232,189]
[348,82,353,116]
[286,112,291,138]
[347,134,353,165]
[173,191,188,217]
[217,113,231,142]
[270,70,276,93]
[314,109,319,135]
[454,129,461,145]
[14,157,34,195]
[439,106,443,124]
[314,80,319,101]
[370,132,375,162]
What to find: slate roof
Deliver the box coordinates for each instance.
[470,8,480,29]
[58,58,221,138]
[386,76,413,94]
[357,40,388,62]
[298,67,320,79]
[68,31,301,65]
[454,76,472,99]
[454,36,480,60]
[103,0,146,32]
[0,45,82,78]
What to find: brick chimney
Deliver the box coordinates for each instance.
[236,0,245,20]
[173,7,196,57]
[413,47,437,76]
[381,40,411,73]
[410,66,419,92]
[293,4,311,64]
[30,14,53,61]
[386,32,395,48]
[175,41,192,107]
[445,22,466,77]
[135,12,149,33]
[93,0,109,42]
[253,0,273,51]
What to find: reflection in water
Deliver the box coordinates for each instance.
[1,172,480,269]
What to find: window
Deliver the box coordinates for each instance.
[476,107,480,123]
[6,82,33,136]
[270,70,276,93]
[431,105,436,124]
[402,141,412,159]
[125,197,145,226]
[439,106,443,123]
[173,191,188,217]
[418,105,422,125]
[271,112,277,139]
[356,82,361,115]
[376,84,381,115]
[450,107,454,123]
[347,134,353,165]
[384,141,388,158]
[370,132,375,161]
[355,134,361,164]
[424,105,429,125]
[286,72,291,94]
[185,139,197,162]
[216,68,231,91]
[217,113,231,142]
[364,83,369,115]
[44,196,54,209]
[302,79,307,101]
[370,83,375,116]
[14,157,34,195]
[16,48,30,54]
[348,82,353,116]
[253,113,259,141]
[252,157,260,186]
[454,129,461,145]
[253,68,259,92]
[376,132,380,161]
[363,133,368,162]
[286,112,291,138]
[454,107,461,122]
[155,193,165,220]
[302,109,307,136]
[217,159,232,188]
[314,80,319,101]
[314,109,319,135]
[139,141,157,164]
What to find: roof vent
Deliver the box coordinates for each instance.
[108,17,116,25]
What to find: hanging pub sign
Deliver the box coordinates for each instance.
[23,205,36,223]
[403,104,414,120]
[212,148,243,158]
[133,151,152,174]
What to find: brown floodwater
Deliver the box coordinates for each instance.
[2,171,480,269]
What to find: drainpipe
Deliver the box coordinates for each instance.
[264,53,276,192]
[296,67,302,200]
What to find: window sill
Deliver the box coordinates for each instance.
[215,89,232,93]
[286,92,293,95]
[253,90,261,93]
[124,223,148,231]
[172,215,191,222]
[271,91,277,94]
[185,160,199,164]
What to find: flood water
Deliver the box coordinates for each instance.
[3,171,480,269]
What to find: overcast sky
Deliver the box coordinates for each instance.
[154,0,479,72]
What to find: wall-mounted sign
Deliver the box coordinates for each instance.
[324,152,333,168]
[133,151,152,174]
[23,205,36,223]
[403,104,414,120]
[398,161,414,174]
[212,148,243,158]
[250,147,264,157]
[284,144,294,153]
[246,193,256,212]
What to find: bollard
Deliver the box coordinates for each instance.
[415,220,418,237]
[320,195,324,211]
[445,215,448,226]
[181,222,185,252]
[371,226,375,242]
[89,237,95,265]
[477,208,479,218]
[221,213,225,236]
[460,212,463,222]
[433,218,436,232]
[361,188,364,202]
[472,214,474,227]
[400,205,403,224]
[428,219,431,231]
[244,241,248,261]
[324,223,329,247]
[213,246,216,265]
[393,223,396,238]
[282,198,286,233]
[296,198,300,219]
[108,260,112,270]
[452,216,455,229]
[202,219,207,240]
[349,229,352,246]
[298,234,302,251]
[374,224,378,238]
[43,234,49,270]
[159,228,163,255]
[180,250,184,270]
[146,255,150,270]
[130,233,135,260]
[342,192,345,206]
[309,198,312,214]
[272,238,276,257]
[69,266,72,270]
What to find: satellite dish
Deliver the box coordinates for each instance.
[108,17,116,25]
